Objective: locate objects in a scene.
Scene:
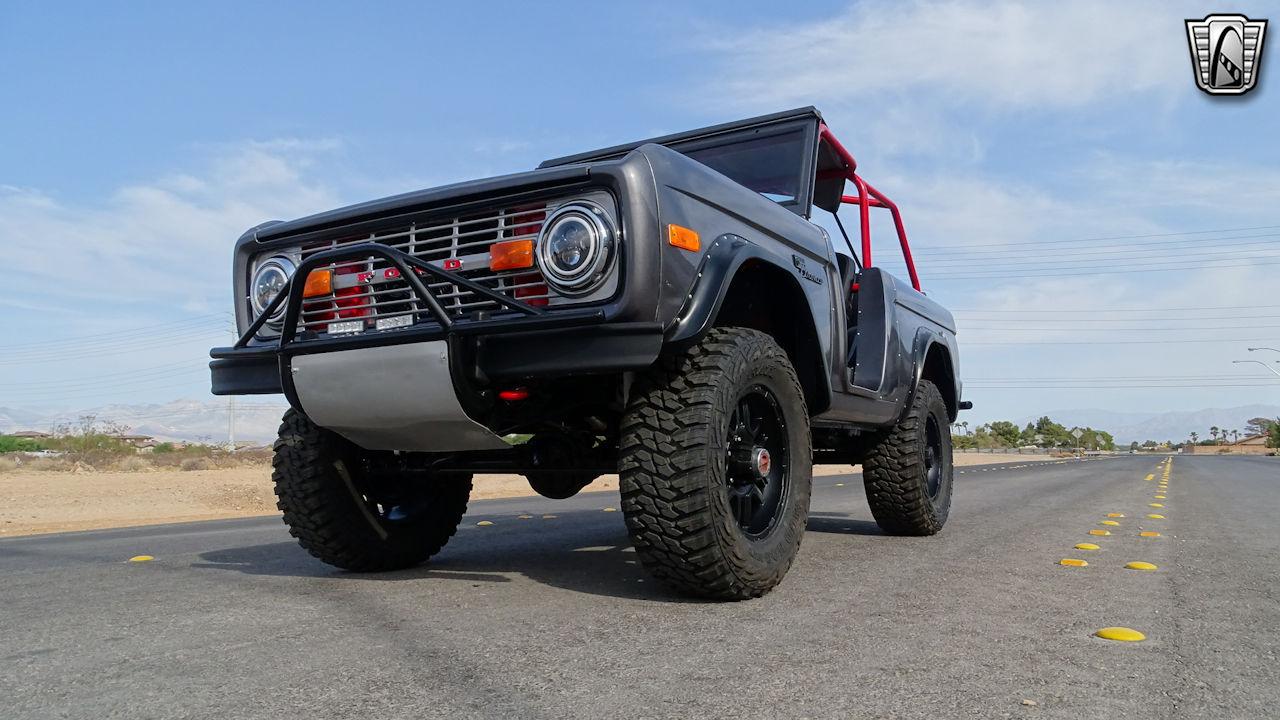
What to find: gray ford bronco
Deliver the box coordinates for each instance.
[210,107,967,599]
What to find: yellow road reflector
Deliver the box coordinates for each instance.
[1107,513,1125,518]
[1089,529,1111,536]
[1139,531,1161,537]
[1149,503,1164,508]
[1155,495,1166,499]
[1147,514,1165,519]
[517,514,533,519]
[1060,558,1088,567]
[542,514,557,519]
[1100,520,1120,526]
[1075,542,1101,551]
[1144,474,1154,481]
[1095,626,1146,642]
[476,520,494,526]
[602,507,617,512]
[128,555,154,563]
[1125,561,1158,571]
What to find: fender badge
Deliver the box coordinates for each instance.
[792,255,824,285]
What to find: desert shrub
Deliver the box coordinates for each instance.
[152,442,176,454]
[0,436,47,453]
[113,456,151,472]
[180,457,211,472]
[25,457,75,472]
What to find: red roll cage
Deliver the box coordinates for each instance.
[818,124,922,292]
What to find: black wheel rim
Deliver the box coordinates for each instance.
[924,414,943,499]
[725,384,789,538]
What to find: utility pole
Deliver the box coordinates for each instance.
[228,326,237,452]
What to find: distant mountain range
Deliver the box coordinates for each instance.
[0,399,290,445]
[4,400,1278,447]
[1017,404,1280,444]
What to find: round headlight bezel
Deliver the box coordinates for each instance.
[535,201,616,295]
[249,255,296,325]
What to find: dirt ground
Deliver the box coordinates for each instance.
[0,453,1052,537]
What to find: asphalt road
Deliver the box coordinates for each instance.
[2,454,1277,719]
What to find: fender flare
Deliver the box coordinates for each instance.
[666,233,833,413]
[900,327,960,423]
[667,234,784,343]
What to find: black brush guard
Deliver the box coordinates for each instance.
[210,243,607,394]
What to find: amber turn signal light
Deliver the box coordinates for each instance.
[302,269,333,298]
[668,224,700,252]
[489,239,535,271]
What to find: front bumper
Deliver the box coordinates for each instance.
[209,242,662,396]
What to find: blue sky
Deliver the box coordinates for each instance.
[2,0,1279,426]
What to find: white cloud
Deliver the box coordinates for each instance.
[0,139,343,312]
[707,0,1188,111]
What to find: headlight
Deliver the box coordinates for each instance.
[536,202,615,294]
[249,256,296,324]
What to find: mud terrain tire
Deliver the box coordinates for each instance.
[619,327,812,600]
[861,379,953,535]
[273,409,471,571]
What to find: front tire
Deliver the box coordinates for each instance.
[861,379,953,535]
[619,327,812,600]
[272,410,472,571]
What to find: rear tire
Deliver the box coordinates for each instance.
[272,409,472,571]
[861,379,953,535]
[619,327,812,600]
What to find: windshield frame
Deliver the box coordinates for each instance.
[539,108,822,219]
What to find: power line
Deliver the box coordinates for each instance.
[967,381,1280,386]
[929,244,1280,268]
[962,323,1280,332]
[928,257,1280,280]
[966,336,1280,345]
[950,304,1280,314]
[924,232,1280,260]
[0,360,197,388]
[0,314,226,351]
[966,373,1280,380]
[0,329,227,365]
[913,224,1280,251]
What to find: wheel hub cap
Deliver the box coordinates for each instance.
[753,447,772,477]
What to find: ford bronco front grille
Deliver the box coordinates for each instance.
[295,202,562,336]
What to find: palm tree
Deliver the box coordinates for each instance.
[1210,426,1220,445]
[1230,429,1240,444]
[1190,431,1199,445]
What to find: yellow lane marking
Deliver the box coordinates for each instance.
[602,507,617,512]
[1060,558,1089,567]
[1107,513,1125,518]
[1125,561,1158,571]
[517,514,533,519]
[1155,495,1166,499]
[1089,529,1111,536]
[1075,543,1101,551]
[542,514,557,519]
[1100,520,1121,526]
[1145,474,1155,481]
[1147,514,1166,519]
[1139,531,1161,537]
[1096,627,1146,642]
[1149,503,1164,508]
[128,555,154,563]
[476,520,494,526]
